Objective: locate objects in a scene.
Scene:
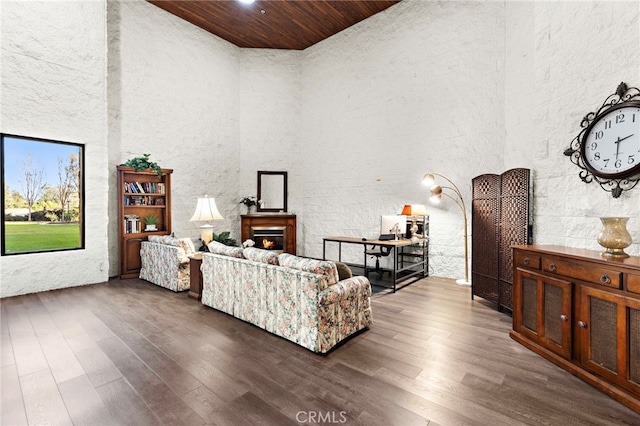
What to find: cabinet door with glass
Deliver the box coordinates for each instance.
[579,286,640,397]
[513,269,573,359]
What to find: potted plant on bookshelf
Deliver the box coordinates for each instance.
[120,153,163,178]
[143,215,159,232]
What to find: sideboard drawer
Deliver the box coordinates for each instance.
[628,274,640,295]
[515,252,540,269]
[542,257,621,289]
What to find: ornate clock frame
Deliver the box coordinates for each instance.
[564,82,640,198]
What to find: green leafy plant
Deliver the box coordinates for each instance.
[121,153,162,178]
[143,215,159,225]
[212,231,237,246]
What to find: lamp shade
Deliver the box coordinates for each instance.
[401,204,428,216]
[190,196,223,246]
[422,173,436,186]
[190,196,224,222]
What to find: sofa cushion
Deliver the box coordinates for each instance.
[335,261,353,281]
[179,238,196,254]
[147,235,194,254]
[147,235,166,244]
[208,241,245,258]
[278,254,339,285]
[243,247,279,265]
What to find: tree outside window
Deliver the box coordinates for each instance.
[1,134,85,255]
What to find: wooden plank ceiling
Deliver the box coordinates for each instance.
[147,0,401,50]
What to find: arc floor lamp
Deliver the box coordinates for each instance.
[423,173,470,286]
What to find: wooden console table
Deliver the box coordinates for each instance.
[188,253,203,300]
[511,245,640,413]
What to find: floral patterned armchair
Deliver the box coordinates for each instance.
[139,236,195,292]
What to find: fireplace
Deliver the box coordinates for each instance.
[241,214,296,255]
[252,227,285,253]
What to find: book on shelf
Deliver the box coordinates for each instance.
[124,195,164,206]
[124,181,165,195]
[123,215,141,234]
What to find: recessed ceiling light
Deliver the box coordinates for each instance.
[238,0,255,4]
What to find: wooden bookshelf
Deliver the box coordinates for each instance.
[117,165,173,279]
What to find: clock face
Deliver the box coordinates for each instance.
[582,104,640,178]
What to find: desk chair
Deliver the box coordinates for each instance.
[365,245,392,277]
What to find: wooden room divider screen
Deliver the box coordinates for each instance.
[471,168,531,313]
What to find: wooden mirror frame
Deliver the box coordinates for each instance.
[257,171,287,213]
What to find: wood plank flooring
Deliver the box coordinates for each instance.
[2,276,640,425]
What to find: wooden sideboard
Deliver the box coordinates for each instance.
[511,245,640,413]
[241,214,296,255]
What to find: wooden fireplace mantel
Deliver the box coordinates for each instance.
[241,214,297,255]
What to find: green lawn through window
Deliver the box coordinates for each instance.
[4,222,81,253]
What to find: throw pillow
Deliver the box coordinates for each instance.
[335,261,353,281]
[177,238,195,254]
[278,254,339,285]
[148,235,191,252]
[243,247,279,265]
[208,241,245,258]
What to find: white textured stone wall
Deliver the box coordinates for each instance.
[0,0,108,297]
[3,0,639,297]
[505,1,640,255]
[300,0,506,279]
[237,49,304,244]
[107,0,242,275]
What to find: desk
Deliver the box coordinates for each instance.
[322,236,428,292]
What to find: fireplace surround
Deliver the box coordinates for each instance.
[241,214,296,255]
[252,227,286,253]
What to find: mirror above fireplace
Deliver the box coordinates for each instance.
[257,171,288,212]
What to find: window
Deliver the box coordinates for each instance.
[1,134,85,255]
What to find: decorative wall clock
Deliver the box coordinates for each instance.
[564,82,640,198]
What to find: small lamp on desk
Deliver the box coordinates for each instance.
[401,204,428,242]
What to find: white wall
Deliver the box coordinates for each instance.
[505,1,640,255]
[300,0,506,278]
[3,0,639,297]
[107,0,242,275]
[237,49,304,243]
[0,0,109,297]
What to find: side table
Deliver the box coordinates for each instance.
[188,253,203,300]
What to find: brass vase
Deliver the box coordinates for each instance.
[597,217,632,258]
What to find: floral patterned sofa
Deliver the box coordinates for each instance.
[201,245,372,353]
[139,235,196,292]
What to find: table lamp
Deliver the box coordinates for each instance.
[190,195,224,246]
[401,204,428,241]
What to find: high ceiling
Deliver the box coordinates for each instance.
[147,0,401,50]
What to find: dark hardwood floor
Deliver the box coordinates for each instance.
[2,276,640,425]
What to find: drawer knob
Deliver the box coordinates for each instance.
[523,257,530,265]
[578,321,587,328]
[549,263,557,272]
[600,274,611,284]
[560,314,568,322]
